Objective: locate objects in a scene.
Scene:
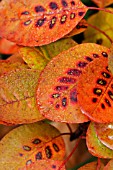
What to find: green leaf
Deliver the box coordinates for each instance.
[0,121,65,170]
[86,122,113,158]
[84,8,113,47]
[0,68,44,125]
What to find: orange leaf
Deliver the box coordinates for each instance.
[0,0,88,46]
[0,38,19,54]
[77,55,113,123]
[0,122,65,170]
[78,161,104,170]
[36,43,108,123]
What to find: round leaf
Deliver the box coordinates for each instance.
[86,122,113,158]
[37,43,108,123]
[0,68,44,125]
[77,55,113,123]
[0,121,65,170]
[0,0,88,46]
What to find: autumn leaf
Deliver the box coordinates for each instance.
[92,0,113,8]
[94,122,113,150]
[0,38,19,54]
[0,122,65,170]
[78,161,104,170]
[37,43,108,123]
[84,8,113,47]
[77,56,113,123]
[0,0,88,46]
[0,68,44,125]
[104,159,113,170]
[108,44,113,74]
[86,122,113,158]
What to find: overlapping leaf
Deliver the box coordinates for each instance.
[0,68,44,125]
[77,56,113,123]
[37,43,109,123]
[104,159,113,170]
[0,122,65,170]
[84,8,113,47]
[108,44,113,74]
[95,123,113,150]
[0,0,88,46]
[0,38,19,54]
[86,122,113,158]
[78,161,104,170]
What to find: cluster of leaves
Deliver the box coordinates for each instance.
[1,0,113,169]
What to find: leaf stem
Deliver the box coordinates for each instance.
[66,123,73,134]
[87,23,113,43]
[88,7,113,15]
[58,138,81,170]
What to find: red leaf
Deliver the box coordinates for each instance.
[0,0,88,46]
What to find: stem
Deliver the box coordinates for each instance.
[87,23,113,43]
[96,158,101,170]
[58,138,81,170]
[88,7,113,15]
[66,123,73,134]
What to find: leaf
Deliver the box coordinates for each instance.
[92,0,113,8]
[20,159,66,170]
[40,38,77,59]
[77,55,113,123]
[0,68,44,125]
[78,161,104,170]
[0,38,19,54]
[0,0,88,46]
[0,121,65,170]
[65,19,88,38]
[104,159,113,170]
[19,47,48,70]
[7,53,25,64]
[108,44,113,75]
[86,122,113,158]
[36,43,108,123]
[94,123,113,150]
[84,8,113,48]
[0,60,28,76]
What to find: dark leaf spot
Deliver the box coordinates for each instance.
[62,97,67,107]
[93,88,102,96]
[93,53,99,58]
[32,138,41,144]
[36,152,42,160]
[35,18,46,27]
[102,72,111,78]
[85,56,93,62]
[92,98,97,103]
[55,104,60,108]
[61,0,68,7]
[21,11,29,15]
[105,98,111,107]
[19,153,23,157]
[35,5,45,12]
[45,146,52,159]
[49,2,58,10]
[77,61,88,68]
[101,103,105,109]
[102,52,108,57]
[24,20,32,26]
[55,85,68,91]
[97,79,107,86]
[49,16,57,29]
[71,1,75,5]
[53,143,60,152]
[70,88,77,103]
[108,90,113,100]
[67,68,82,76]
[59,77,76,83]
[26,159,32,165]
[60,15,67,24]
[52,93,60,98]
[70,13,76,19]
[78,12,84,16]
[52,164,56,169]
[23,145,31,151]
